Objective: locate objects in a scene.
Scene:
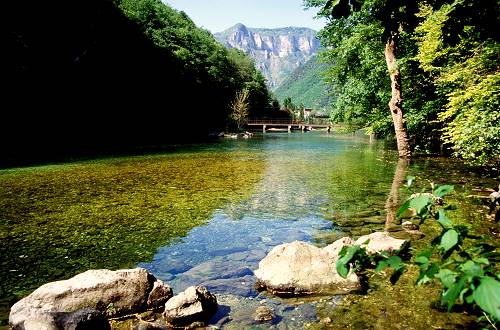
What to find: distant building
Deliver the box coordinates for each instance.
[303,108,313,120]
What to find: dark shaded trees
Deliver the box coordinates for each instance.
[1,0,268,167]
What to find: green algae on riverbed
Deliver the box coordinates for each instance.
[1,134,498,329]
[312,157,500,329]
[0,151,265,324]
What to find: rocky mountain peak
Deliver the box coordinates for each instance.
[215,23,320,90]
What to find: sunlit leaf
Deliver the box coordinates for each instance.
[406,175,416,187]
[336,259,349,278]
[459,260,484,278]
[410,194,432,217]
[436,208,452,229]
[375,260,389,273]
[433,185,454,198]
[473,277,500,320]
[440,229,459,253]
[435,269,458,288]
[396,199,411,218]
[473,257,489,265]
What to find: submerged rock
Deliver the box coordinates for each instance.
[254,306,274,322]
[163,286,218,328]
[9,268,173,330]
[254,241,360,296]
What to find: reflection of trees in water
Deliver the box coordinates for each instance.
[222,146,397,222]
[385,158,409,230]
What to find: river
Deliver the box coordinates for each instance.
[0,132,497,328]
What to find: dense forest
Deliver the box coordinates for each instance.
[305,0,499,166]
[2,0,270,167]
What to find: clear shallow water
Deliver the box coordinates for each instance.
[137,132,398,328]
[3,132,495,328]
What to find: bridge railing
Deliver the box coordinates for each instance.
[246,118,332,126]
[247,119,299,125]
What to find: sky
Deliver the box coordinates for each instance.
[162,0,326,33]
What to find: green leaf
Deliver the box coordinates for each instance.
[388,256,404,270]
[336,259,349,278]
[473,257,489,265]
[396,199,411,218]
[440,229,459,253]
[436,208,452,229]
[416,273,432,286]
[375,260,389,273]
[433,185,454,197]
[406,175,416,187]
[460,260,484,278]
[442,276,467,311]
[375,256,405,273]
[473,277,500,320]
[336,245,359,278]
[435,269,458,288]
[427,263,440,279]
[410,194,432,217]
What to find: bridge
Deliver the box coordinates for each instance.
[246,119,332,133]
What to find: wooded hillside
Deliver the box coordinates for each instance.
[2,0,269,166]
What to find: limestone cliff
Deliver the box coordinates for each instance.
[215,23,320,90]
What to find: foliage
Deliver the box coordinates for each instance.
[304,0,420,148]
[230,89,250,130]
[304,0,499,165]
[227,48,271,117]
[336,178,500,324]
[399,180,499,322]
[414,0,500,165]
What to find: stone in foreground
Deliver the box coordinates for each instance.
[254,241,360,296]
[9,268,173,330]
[163,286,218,328]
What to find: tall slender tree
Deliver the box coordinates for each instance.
[305,0,416,157]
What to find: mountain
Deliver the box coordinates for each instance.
[214,23,320,90]
[273,55,333,110]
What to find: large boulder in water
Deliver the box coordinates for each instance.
[254,240,360,296]
[9,268,173,330]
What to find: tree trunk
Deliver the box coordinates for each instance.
[384,35,412,158]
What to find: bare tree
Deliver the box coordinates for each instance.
[230,89,250,130]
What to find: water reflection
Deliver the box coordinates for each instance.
[139,132,398,328]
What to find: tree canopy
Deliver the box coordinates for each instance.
[305,0,499,165]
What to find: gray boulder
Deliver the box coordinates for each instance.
[323,237,355,259]
[355,232,407,254]
[9,268,173,330]
[254,241,360,296]
[163,286,217,328]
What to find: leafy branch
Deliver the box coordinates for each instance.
[336,177,499,325]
